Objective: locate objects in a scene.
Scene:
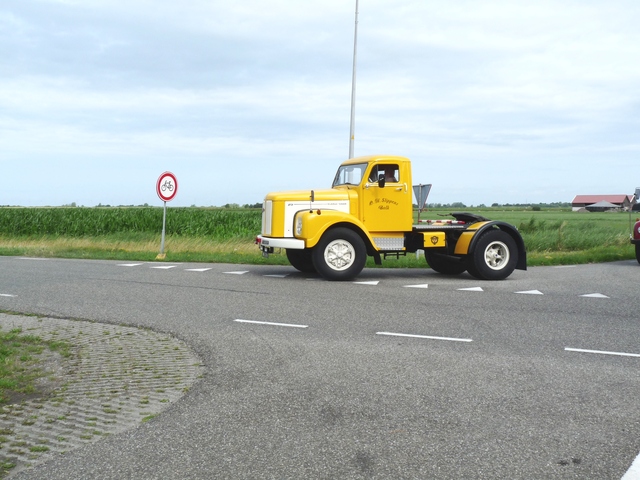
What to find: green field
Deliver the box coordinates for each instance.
[0,207,636,267]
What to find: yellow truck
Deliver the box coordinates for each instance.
[256,155,526,281]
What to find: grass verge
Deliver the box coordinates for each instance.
[0,235,635,267]
[0,324,71,406]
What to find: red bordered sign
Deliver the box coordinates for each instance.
[156,172,178,202]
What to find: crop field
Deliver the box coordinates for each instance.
[0,207,636,266]
[0,207,261,238]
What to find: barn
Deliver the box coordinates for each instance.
[571,195,635,212]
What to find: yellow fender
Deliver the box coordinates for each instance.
[295,209,374,249]
[454,221,527,271]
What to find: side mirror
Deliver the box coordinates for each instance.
[378,174,386,188]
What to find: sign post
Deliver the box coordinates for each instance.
[156,172,178,259]
[413,184,432,224]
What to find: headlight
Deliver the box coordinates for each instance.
[296,216,303,236]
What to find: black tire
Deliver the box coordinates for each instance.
[636,243,640,265]
[312,228,367,281]
[466,229,518,280]
[425,251,467,275]
[286,249,316,273]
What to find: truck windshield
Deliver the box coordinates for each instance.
[332,163,367,187]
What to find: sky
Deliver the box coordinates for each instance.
[2,0,639,207]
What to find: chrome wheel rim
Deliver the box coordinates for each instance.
[484,241,510,270]
[324,239,355,271]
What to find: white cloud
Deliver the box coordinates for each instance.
[1,0,639,207]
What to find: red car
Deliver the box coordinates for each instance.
[632,218,640,264]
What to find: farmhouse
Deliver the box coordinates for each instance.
[571,194,635,212]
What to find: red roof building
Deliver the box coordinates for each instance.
[571,195,635,211]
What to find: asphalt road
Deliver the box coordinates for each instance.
[1,256,639,479]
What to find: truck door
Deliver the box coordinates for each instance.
[362,163,413,232]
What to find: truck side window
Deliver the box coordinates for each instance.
[369,164,399,183]
[381,164,398,183]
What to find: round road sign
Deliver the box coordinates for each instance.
[156,172,178,202]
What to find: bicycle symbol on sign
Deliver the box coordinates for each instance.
[161,180,174,192]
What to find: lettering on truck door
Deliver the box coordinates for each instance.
[362,163,411,233]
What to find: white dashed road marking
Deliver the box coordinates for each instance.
[565,347,640,358]
[107,264,615,300]
[376,332,473,343]
[0,294,15,297]
[234,319,308,329]
[622,452,640,480]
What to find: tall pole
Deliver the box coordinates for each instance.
[348,0,359,159]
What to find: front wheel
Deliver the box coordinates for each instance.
[312,228,367,281]
[636,243,640,264]
[467,230,518,280]
[286,249,316,273]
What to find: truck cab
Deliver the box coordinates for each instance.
[332,156,413,234]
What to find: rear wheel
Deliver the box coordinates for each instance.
[467,230,517,280]
[425,251,467,275]
[286,249,316,273]
[636,243,640,264]
[312,228,367,281]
